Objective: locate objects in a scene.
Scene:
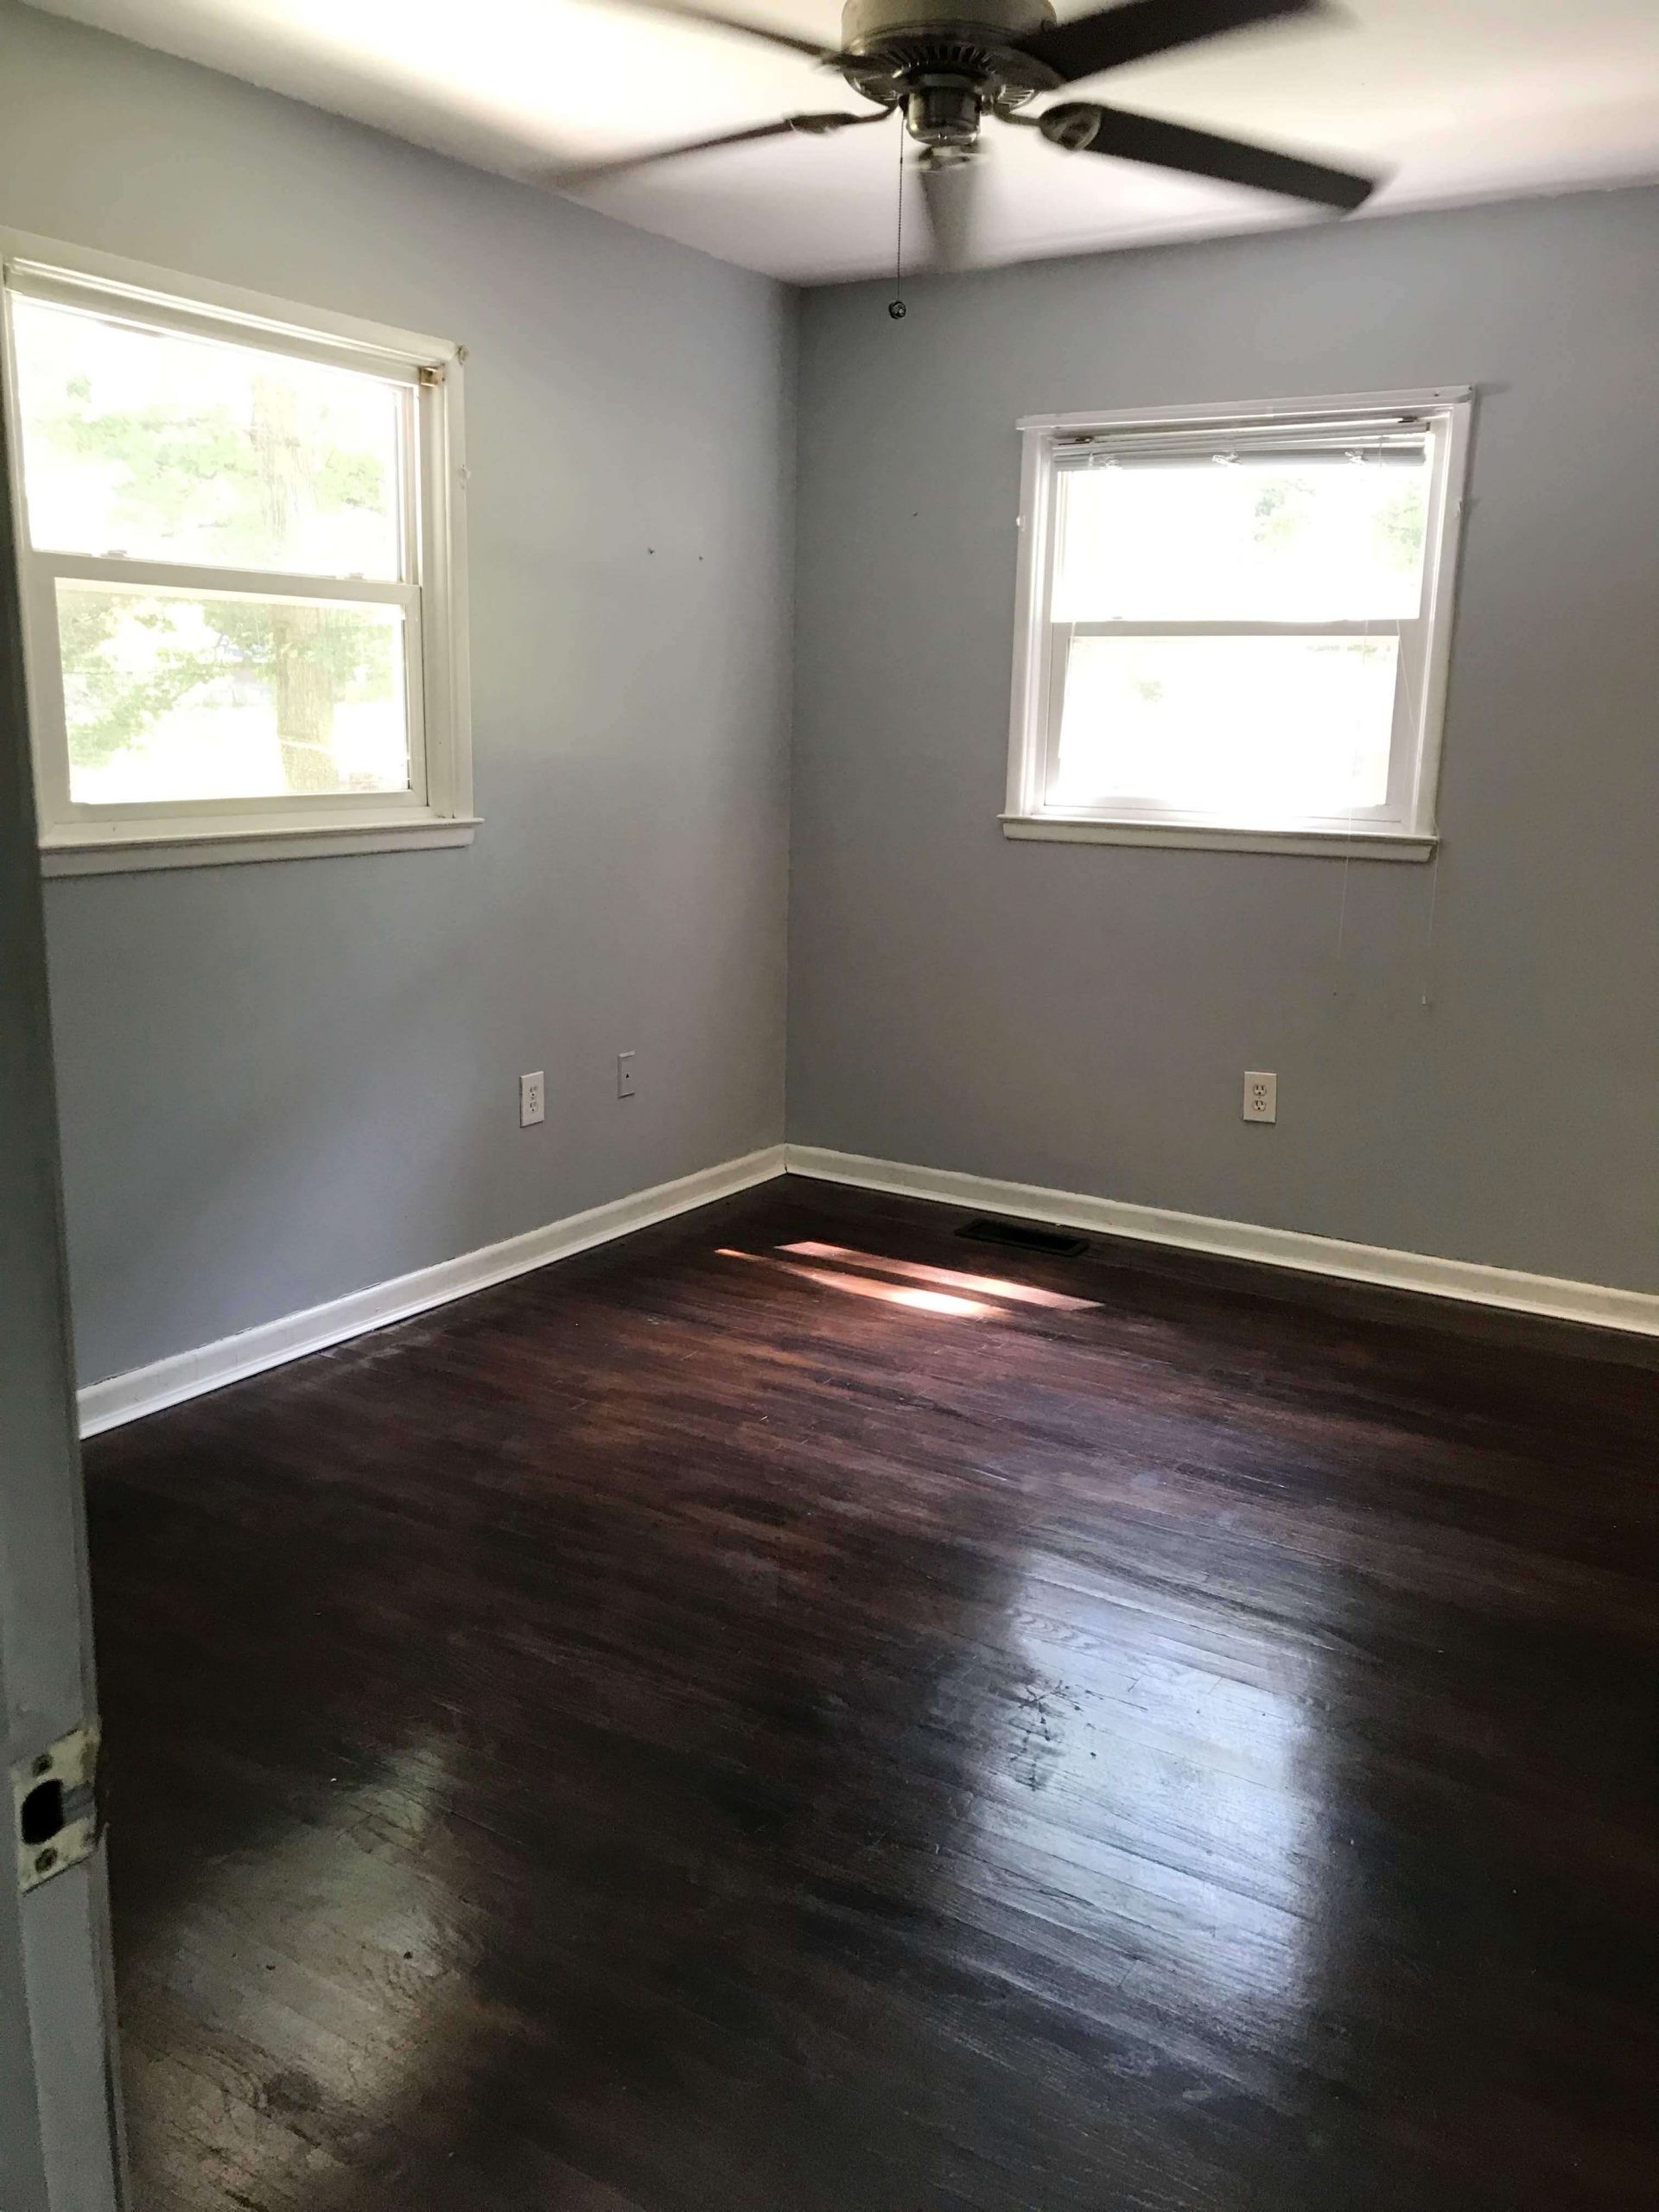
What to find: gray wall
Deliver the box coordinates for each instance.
[0,0,795,1386]
[791,188,1659,1294]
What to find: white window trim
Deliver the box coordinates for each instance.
[1004,386,1473,861]
[0,232,474,875]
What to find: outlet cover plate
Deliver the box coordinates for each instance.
[520,1071,545,1127]
[1243,1071,1278,1123]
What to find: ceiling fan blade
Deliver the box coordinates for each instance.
[552,110,885,188]
[918,156,983,271]
[1020,0,1330,88]
[1039,100,1377,209]
[598,0,839,60]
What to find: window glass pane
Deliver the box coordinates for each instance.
[1051,634,1398,819]
[12,296,404,580]
[56,583,410,804]
[1053,448,1429,622]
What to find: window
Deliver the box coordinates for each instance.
[1,237,471,873]
[1006,390,1471,858]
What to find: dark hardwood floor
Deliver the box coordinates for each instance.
[86,1177,1659,2211]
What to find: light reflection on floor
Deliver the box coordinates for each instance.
[718,1235,1320,2022]
[716,1241,1103,1324]
[124,1738,469,2205]
[715,1248,998,1319]
[779,1243,1099,1313]
[961,1602,1324,2030]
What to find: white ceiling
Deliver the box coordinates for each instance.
[24,0,1659,281]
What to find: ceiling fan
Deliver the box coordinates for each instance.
[555,0,1382,270]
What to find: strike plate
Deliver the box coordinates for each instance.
[13,1724,100,1895]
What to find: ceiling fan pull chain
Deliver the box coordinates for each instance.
[889,112,907,320]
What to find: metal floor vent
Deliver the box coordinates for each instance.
[956,1216,1089,1260]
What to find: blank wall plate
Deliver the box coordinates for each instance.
[616,1052,636,1100]
[519,1071,545,1127]
[1243,1071,1277,1123]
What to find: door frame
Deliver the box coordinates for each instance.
[0,379,127,2208]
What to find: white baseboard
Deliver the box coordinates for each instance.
[784,1145,1659,1341]
[78,1145,785,1438]
[79,1135,1657,1439]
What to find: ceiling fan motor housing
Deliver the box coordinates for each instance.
[841,0,1056,44]
[838,0,1061,147]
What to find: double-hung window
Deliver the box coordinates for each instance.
[1,237,471,873]
[1006,390,1471,858]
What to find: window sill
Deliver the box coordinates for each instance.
[1001,816,1437,861]
[40,814,480,878]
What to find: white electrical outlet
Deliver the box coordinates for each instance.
[519,1071,545,1128]
[616,1052,636,1100]
[1243,1071,1277,1124]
